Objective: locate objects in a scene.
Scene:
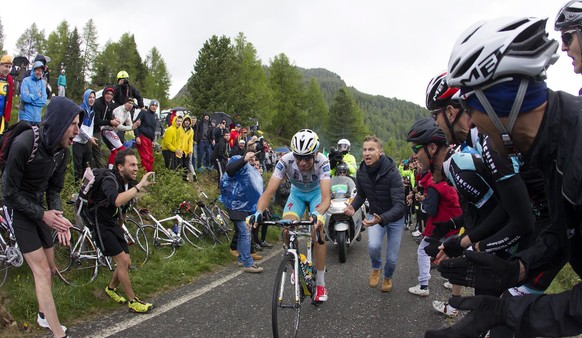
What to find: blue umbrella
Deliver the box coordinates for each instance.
[274,146,290,153]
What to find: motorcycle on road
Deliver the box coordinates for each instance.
[325,175,364,263]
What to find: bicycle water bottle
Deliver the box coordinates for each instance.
[173,224,179,235]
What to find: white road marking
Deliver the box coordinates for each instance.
[87,249,280,337]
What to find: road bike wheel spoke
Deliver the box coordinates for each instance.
[272,253,302,338]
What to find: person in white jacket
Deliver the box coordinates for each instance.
[101,97,140,169]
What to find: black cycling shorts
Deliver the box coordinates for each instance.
[12,209,54,254]
[94,226,128,257]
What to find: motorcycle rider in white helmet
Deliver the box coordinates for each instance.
[329,138,357,176]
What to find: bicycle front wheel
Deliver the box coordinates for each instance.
[182,221,205,249]
[272,253,302,338]
[54,227,99,286]
[125,219,148,267]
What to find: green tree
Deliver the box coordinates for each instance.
[0,17,5,54]
[186,35,239,115]
[268,53,307,138]
[304,78,329,137]
[233,32,273,127]
[45,21,71,91]
[65,28,83,100]
[117,33,146,89]
[91,40,117,88]
[327,87,368,143]
[142,47,171,107]
[383,137,399,159]
[80,19,99,85]
[15,23,46,61]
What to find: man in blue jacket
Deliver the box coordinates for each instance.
[18,61,47,125]
[344,135,405,293]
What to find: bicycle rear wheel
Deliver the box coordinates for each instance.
[54,227,99,285]
[272,253,302,338]
[0,240,9,288]
[125,218,148,266]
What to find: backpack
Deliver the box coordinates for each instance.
[0,121,40,177]
[77,168,118,227]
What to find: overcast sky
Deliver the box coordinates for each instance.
[2,0,578,107]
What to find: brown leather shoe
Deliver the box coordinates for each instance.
[230,250,239,257]
[369,269,381,288]
[381,278,393,292]
[251,253,263,261]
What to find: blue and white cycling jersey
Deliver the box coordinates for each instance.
[272,152,331,193]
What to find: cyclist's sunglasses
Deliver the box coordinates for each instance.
[411,144,423,154]
[562,29,579,47]
[294,154,315,162]
[430,109,441,120]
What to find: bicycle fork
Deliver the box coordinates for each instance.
[278,249,302,307]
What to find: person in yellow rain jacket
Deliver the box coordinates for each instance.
[178,115,196,181]
[161,114,182,169]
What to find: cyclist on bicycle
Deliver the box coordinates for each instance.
[252,129,331,302]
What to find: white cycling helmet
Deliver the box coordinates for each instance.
[291,129,319,156]
[447,17,559,88]
[337,139,351,152]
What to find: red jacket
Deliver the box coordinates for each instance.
[1,75,14,122]
[419,173,462,238]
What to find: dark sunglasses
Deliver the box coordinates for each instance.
[294,154,315,162]
[411,144,423,154]
[562,29,578,47]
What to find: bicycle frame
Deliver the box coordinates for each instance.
[146,213,186,243]
[72,225,112,270]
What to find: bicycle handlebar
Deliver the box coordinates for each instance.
[259,219,324,244]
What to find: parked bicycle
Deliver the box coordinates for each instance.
[177,201,222,247]
[138,208,204,258]
[53,196,150,286]
[0,206,24,288]
[260,218,320,338]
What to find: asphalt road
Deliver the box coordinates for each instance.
[61,228,456,338]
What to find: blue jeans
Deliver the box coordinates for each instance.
[367,217,404,279]
[234,220,253,267]
[196,140,212,168]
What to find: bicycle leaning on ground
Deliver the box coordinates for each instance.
[138,207,204,258]
[258,218,323,338]
[0,206,24,288]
